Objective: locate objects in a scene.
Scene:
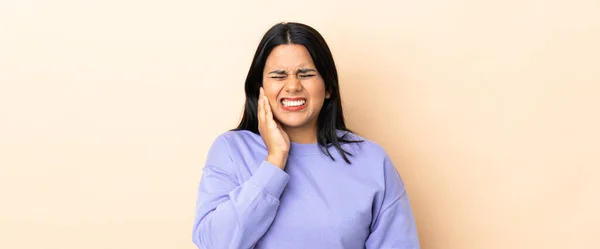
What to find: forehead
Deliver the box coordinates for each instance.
[264,44,315,70]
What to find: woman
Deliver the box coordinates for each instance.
[192,22,420,249]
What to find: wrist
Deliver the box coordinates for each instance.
[266,153,288,169]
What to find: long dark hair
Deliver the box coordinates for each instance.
[233,22,363,164]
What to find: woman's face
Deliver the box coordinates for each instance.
[262,44,330,130]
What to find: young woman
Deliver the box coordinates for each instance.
[192,22,420,249]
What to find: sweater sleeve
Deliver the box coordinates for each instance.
[365,155,420,249]
[192,136,290,249]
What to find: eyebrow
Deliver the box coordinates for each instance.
[268,68,317,74]
[297,68,317,74]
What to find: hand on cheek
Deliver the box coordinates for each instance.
[257,87,290,169]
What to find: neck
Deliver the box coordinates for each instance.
[283,125,318,144]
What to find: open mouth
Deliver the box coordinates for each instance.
[280,97,307,110]
[281,99,306,107]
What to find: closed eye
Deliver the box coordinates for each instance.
[299,74,316,79]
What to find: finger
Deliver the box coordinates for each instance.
[273,119,281,131]
[264,95,274,122]
[258,87,264,123]
[274,120,289,140]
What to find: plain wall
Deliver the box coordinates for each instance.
[1,0,599,248]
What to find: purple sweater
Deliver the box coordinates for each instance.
[192,130,420,249]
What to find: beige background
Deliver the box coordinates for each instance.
[1,0,599,248]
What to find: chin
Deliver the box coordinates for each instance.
[274,112,317,129]
[275,115,311,128]
[278,119,308,128]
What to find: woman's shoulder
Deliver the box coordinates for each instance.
[204,129,265,165]
[336,130,389,159]
[211,129,265,151]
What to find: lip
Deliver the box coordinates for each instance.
[280,97,306,101]
[279,97,307,111]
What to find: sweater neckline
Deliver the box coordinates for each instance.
[289,141,323,156]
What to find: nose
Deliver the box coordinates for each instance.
[284,76,303,93]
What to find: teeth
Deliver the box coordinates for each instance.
[282,99,306,107]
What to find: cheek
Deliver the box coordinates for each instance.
[262,82,281,106]
[307,80,327,100]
